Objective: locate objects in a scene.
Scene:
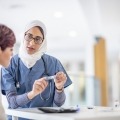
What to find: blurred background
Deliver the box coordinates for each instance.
[1,0,120,108]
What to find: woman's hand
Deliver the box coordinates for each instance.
[55,72,67,92]
[27,78,48,99]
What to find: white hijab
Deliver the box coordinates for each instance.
[19,20,47,68]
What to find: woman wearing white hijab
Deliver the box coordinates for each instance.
[1,20,72,120]
[0,24,16,120]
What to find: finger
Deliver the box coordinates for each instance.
[35,81,45,90]
[62,73,67,80]
[55,80,62,83]
[35,79,48,90]
[38,78,48,87]
[40,82,46,90]
[38,77,46,81]
[56,77,67,84]
[42,80,48,88]
[34,79,42,85]
[56,72,64,77]
[45,81,48,87]
[57,72,65,78]
[35,84,42,91]
[64,74,67,80]
[35,81,43,87]
[56,73,66,81]
[56,73,62,80]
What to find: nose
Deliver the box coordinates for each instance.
[29,39,35,45]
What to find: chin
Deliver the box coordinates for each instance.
[27,51,35,55]
[2,62,9,68]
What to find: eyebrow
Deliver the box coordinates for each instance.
[26,33,43,38]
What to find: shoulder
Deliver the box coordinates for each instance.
[41,54,64,75]
[2,54,19,73]
[42,54,60,63]
[9,54,19,68]
[42,54,63,70]
[12,54,19,60]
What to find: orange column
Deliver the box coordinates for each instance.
[94,37,108,106]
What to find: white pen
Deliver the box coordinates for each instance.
[45,75,56,81]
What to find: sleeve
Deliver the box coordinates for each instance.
[53,90,66,107]
[43,54,72,88]
[55,60,72,88]
[53,59,72,107]
[1,61,17,94]
[1,57,31,109]
[6,91,30,109]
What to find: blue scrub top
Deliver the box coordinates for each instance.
[1,54,72,108]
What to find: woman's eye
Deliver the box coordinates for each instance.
[28,34,33,38]
[35,37,40,41]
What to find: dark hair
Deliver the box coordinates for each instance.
[37,26,44,39]
[0,24,16,51]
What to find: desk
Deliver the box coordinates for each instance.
[5,107,120,120]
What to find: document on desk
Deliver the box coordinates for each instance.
[38,106,80,113]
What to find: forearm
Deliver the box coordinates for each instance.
[6,91,31,109]
[53,89,66,107]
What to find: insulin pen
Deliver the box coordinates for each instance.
[45,75,56,81]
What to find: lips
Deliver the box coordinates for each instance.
[27,47,35,51]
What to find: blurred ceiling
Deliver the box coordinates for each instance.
[0,0,120,61]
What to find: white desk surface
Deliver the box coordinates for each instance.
[5,106,120,120]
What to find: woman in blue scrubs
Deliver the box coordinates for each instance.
[1,20,72,120]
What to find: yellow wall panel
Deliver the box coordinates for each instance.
[94,38,108,106]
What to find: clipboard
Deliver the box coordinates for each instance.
[38,106,80,113]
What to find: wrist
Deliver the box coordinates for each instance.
[27,91,35,100]
[55,86,64,92]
